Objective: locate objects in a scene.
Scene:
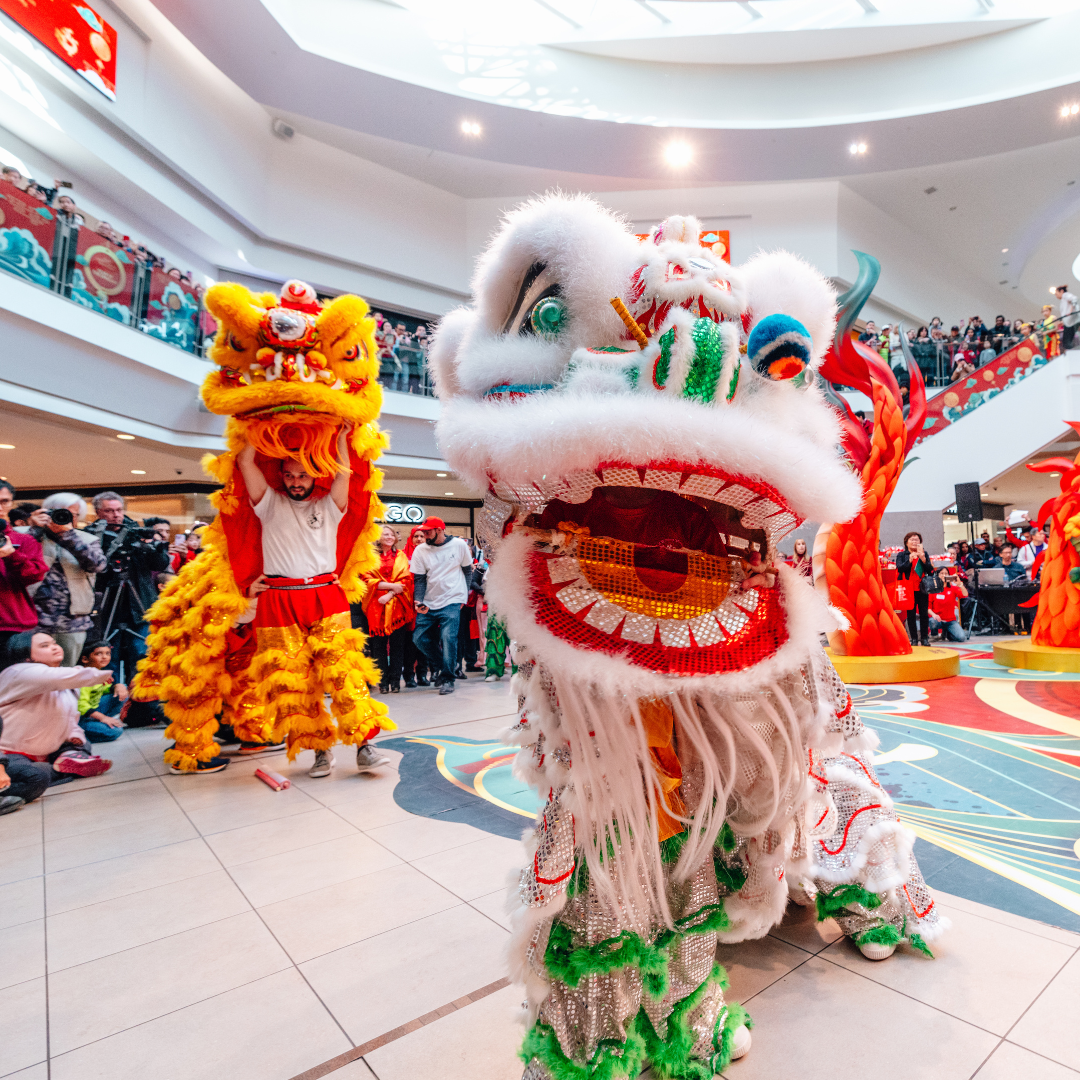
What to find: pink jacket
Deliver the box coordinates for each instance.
[0,663,105,757]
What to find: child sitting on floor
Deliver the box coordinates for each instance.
[77,640,129,743]
[0,632,113,779]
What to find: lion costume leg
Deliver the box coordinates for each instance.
[308,616,394,748]
[510,656,748,1080]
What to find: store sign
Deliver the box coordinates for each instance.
[0,0,118,100]
[383,503,425,524]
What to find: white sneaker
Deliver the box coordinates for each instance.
[858,940,897,961]
[729,1024,752,1061]
[356,744,390,773]
[308,749,334,778]
[484,674,501,682]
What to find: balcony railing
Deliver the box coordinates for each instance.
[0,177,210,355]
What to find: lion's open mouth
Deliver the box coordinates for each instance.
[486,462,802,675]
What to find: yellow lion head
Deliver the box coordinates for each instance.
[201,279,383,476]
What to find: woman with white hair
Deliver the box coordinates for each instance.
[24,493,106,666]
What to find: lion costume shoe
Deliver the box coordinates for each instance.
[134,279,394,771]
[429,195,947,1079]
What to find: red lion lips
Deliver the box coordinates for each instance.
[487,460,803,676]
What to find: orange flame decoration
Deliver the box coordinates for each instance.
[1026,427,1080,647]
[816,252,927,656]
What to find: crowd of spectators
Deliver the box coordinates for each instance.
[373,313,433,396]
[857,289,1078,389]
[0,480,214,814]
[1,165,204,291]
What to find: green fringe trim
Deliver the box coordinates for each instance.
[816,883,883,922]
[638,965,722,1080]
[909,932,935,958]
[520,1020,647,1080]
[545,923,670,999]
[714,1000,752,1073]
[660,828,690,865]
[713,853,747,895]
[854,922,903,949]
[718,821,737,851]
[522,966,751,1080]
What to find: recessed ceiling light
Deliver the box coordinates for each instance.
[444,491,455,495]
[850,142,867,155]
[0,444,13,450]
[131,469,146,475]
[116,433,135,440]
[664,141,692,168]
[1001,248,1009,253]
[1063,105,1080,117]
[1051,472,1062,477]
[460,120,481,136]
[436,472,448,477]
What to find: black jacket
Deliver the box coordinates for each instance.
[84,517,170,617]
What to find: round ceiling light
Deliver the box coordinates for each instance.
[460,120,481,136]
[664,141,692,168]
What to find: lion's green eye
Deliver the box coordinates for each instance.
[529,296,567,339]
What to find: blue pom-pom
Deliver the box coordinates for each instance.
[747,314,813,381]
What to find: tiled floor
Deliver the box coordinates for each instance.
[1,677,1078,1080]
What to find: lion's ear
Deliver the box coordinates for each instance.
[316,295,378,372]
[205,282,266,339]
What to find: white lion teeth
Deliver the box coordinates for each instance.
[642,468,681,492]
[740,498,780,530]
[583,599,625,634]
[679,474,726,499]
[716,484,757,509]
[688,612,725,646]
[601,466,642,488]
[715,598,750,635]
[547,557,583,584]
[554,585,602,614]
[658,620,693,648]
[620,613,658,644]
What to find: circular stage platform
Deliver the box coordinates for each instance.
[824,645,960,684]
[992,638,1080,673]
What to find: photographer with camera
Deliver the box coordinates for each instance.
[0,481,48,655]
[84,492,170,679]
[25,494,106,668]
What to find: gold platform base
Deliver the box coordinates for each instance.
[992,638,1080,673]
[824,646,960,684]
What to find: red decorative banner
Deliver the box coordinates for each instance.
[0,0,117,100]
[72,224,137,322]
[0,177,56,288]
[145,266,203,353]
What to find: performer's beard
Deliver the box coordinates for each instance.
[285,486,312,501]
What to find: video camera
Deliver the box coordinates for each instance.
[101,524,163,576]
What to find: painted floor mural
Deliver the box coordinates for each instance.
[382,645,1080,934]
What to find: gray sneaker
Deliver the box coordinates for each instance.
[356,744,391,773]
[308,749,335,778]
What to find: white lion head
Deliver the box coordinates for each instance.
[431,193,861,688]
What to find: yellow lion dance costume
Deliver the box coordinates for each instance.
[134,279,394,771]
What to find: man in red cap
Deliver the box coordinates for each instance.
[409,517,473,695]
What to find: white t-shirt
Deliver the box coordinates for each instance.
[252,490,344,578]
[410,536,473,610]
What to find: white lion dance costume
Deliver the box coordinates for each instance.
[430,196,946,1079]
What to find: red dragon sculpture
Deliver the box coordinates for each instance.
[815,252,928,656]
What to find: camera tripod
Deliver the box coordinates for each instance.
[99,574,148,683]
